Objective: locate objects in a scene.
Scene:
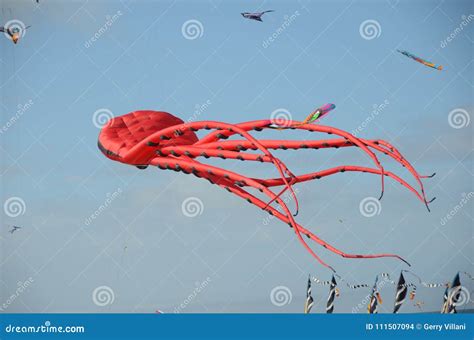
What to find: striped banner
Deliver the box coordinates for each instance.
[447,273,461,314]
[368,277,379,314]
[326,275,337,314]
[304,275,314,314]
[311,276,331,285]
[393,272,408,313]
[441,286,449,314]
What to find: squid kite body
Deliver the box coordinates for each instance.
[98,110,435,272]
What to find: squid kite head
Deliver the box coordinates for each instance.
[98,110,199,165]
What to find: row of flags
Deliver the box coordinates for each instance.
[304,271,472,314]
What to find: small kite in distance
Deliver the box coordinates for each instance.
[414,301,424,311]
[270,103,336,130]
[9,226,22,234]
[304,103,336,124]
[1,24,31,44]
[241,10,274,22]
[397,49,443,71]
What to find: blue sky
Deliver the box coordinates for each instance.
[0,0,472,313]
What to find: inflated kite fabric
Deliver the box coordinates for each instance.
[98,110,436,272]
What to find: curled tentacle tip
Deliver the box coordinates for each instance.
[400,257,411,267]
[378,191,384,200]
[293,210,299,217]
[421,172,437,179]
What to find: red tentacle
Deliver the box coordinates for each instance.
[159,145,273,162]
[164,143,428,208]
[197,123,434,208]
[149,156,410,269]
[128,120,300,216]
[149,155,334,270]
[195,120,387,200]
[252,165,426,204]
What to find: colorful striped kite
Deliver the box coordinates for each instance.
[270,103,336,130]
[397,49,443,71]
[304,103,336,124]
